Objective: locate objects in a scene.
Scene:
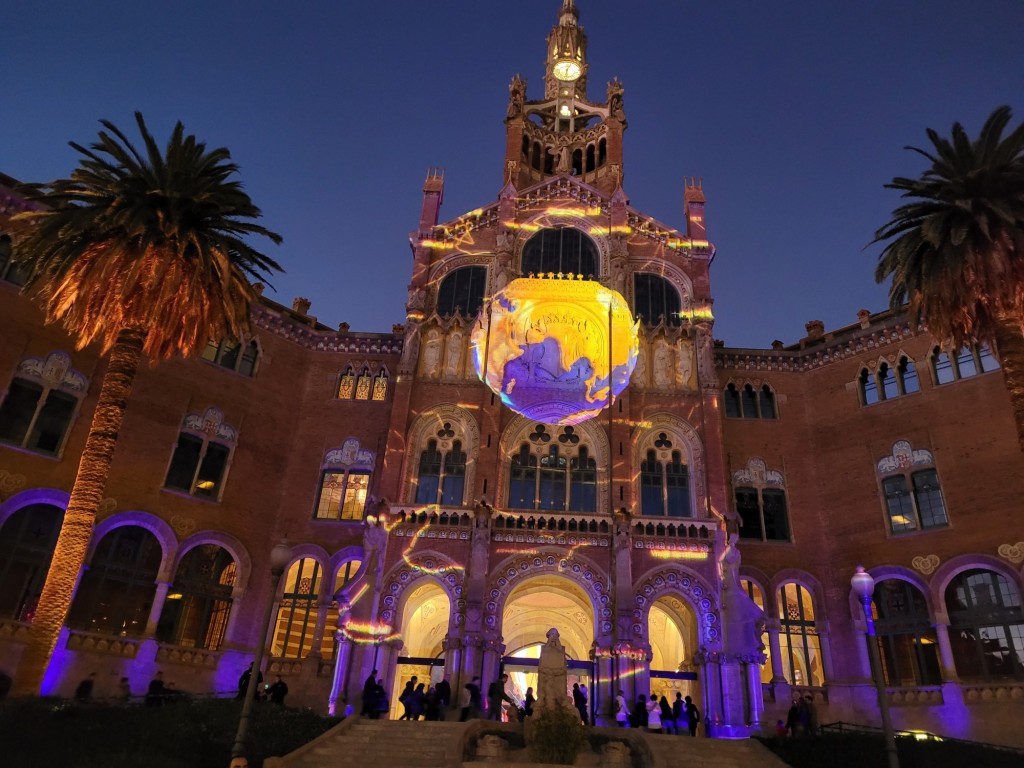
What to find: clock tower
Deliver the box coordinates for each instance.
[503,0,626,194]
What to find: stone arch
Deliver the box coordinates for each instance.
[629,261,695,306]
[632,412,707,516]
[402,404,481,506]
[485,548,611,640]
[174,531,252,599]
[518,212,610,279]
[847,564,934,621]
[931,553,1024,623]
[426,253,493,285]
[90,511,178,582]
[738,566,772,610]
[631,564,720,648]
[496,412,610,511]
[378,550,465,630]
[0,488,70,528]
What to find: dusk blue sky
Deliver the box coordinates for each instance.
[5,1,1022,348]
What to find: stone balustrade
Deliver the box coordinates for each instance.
[65,629,141,658]
[962,681,1024,703]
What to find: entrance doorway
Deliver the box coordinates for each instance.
[500,574,595,721]
[648,596,701,706]
[391,580,450,718]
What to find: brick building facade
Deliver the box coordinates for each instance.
[1,0,1022,746]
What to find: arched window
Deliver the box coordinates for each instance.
[740,384,758,418]
[777,582,824,686]
[354,368,372,400]
[157,545,236,650]
[0,352,86,456]
[932,344,1000,384]
[723,384,741,418]
[521,228,598,277]
[569,446,597,512]
[372,370,388,401]
[640,446,691,518]
[272,558,323,659]
[0,504,64,622]
[598,138,607,166]
[860,368,879,405]
[415,436,466,507]
[436,266,487,318]
[871,579,940,685]
[164,408,236,500]
[945,569,1024,680]
[898,356,919,394]
[337,366,356,399]
[633,273,682,326]
[585,144,595,173]
[507,426,596,512]
[509,444,538,510]
[879,362,899,400]
[758,385,777,419]
[68,525,161,637]
[201,339,260,377]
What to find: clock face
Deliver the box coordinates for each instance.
[552,60,581,82]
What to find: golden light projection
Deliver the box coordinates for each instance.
[471,276,638,425]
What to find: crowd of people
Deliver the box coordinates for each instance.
[614,690,702,735]
[359,668,703,734]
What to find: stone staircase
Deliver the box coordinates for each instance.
[264,718,792,768]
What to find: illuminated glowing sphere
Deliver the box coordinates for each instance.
[471,277,639,425]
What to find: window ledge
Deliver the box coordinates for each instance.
[0,440,63,462]
[159,487,223,505]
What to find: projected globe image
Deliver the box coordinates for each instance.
[471,277,638,425]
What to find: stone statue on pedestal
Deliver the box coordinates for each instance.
[535,628,573,715]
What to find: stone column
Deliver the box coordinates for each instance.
[144,581,171,637]
[306,599,330,660]
[462,635,484,688]
[853,626,872,681]
[701,652,723,731]
[327,634,353,716]
[746,660,764,727]
[817,628,834,685]
[594,651,614,725]
[934,622,959,682]
[481,636,505,691]
[767,622,786,683]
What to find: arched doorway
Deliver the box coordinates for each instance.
[648,595,700,713]
[391,580,450,718]
[501,575,595,721]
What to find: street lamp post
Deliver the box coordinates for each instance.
[230,542,293,768]
[851,565,900,768]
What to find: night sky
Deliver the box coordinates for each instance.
[4,1,1022,348]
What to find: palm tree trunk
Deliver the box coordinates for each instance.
[993,315,1024,455]
[11,326,146,696]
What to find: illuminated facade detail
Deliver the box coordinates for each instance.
[471,276,638,425]
[402,405,480,507]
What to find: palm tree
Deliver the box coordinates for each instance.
[8,113,282,695]
[873,105,1024,452]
